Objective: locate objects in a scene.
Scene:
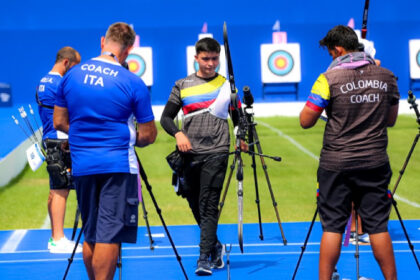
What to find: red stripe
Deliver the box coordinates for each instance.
[182,99,215,115]
[229,99,242,111]
[306,101,323,113]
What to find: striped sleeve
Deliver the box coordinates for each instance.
[306,74,330,112]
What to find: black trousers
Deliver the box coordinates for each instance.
[183,153,228,255]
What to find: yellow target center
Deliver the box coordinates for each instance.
[276,58,286,68]
[128,62,139,72]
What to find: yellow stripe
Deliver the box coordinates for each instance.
[180,75,226,98]
[311,74,330,100]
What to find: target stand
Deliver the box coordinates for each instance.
[409,39,420,94]
[260,43,301,100]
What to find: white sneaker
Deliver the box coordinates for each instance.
[47,237,53,250]
[49,237,83,254]
[351,233,370,245]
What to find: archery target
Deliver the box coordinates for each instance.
[186,45,227,76]
[126,47,153,86]
[409,40,420,79]
[261,43,301,83]
[267,50,294,76]
[417,51,420,67]
[127,54,146,76]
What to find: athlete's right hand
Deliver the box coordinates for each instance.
[175,131,192,152]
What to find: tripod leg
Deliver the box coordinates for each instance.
[117,243,122,280]
[236,153,244,253]
[392,133,420,195]
[225,244,232,280]
[139,188,155,250]
[218,155,237,220]
[252,127,287,245]
[389,191,420,270]
[248,124,264,240]
[71,207,80,241]
[136,153,189,280]
[292,207,318,280]
[354,210,360,280]
[63,223,85,280]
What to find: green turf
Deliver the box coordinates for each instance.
[0,115,419,230]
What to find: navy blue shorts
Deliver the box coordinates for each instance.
[74,173,139,244]
[317,163,392,234]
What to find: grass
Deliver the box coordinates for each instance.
[0,115,419,231]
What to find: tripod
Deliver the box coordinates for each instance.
[387,90,420,270]
[218,92,287,251]
[244,102,287,244]
[135,153,189,280]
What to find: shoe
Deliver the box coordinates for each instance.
[47,237,53,250]
[195,254,212,276]
[211,241,225,269]
[349,232,356,243]
[350,232,370,245]
[358,233,370,244]
[49,237,83,254]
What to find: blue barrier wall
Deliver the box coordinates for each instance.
[1,0,419,105]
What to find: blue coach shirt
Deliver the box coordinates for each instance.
[55,58,154,176]
[37,72,65,140]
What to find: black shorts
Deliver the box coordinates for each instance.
[74,173,139,244]
[317,163,392,234]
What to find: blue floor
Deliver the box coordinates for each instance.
[0,220,419,279]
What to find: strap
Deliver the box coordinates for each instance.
[182,108,210,120]
[36,89,54,109]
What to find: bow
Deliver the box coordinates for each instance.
[223,21,245,253]
[361,0,370,39]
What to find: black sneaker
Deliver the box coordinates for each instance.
[195,254,212,276]
[211,241,225,269]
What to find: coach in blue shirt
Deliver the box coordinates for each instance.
[54,22,157,279]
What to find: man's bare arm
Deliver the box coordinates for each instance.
[387,104,399,127]
[136,120,157,147]
[299,105,323,129]
[53,105,69,133]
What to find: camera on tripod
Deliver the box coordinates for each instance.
[234,86,255,142]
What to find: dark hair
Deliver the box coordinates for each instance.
[105,22,136,50]
[195,37,221,54]
[55,46,80,64]
[319,25,359,51]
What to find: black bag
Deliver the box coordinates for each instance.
[166,150,184,174]
[166,150,186,197]
[44,139,72,188]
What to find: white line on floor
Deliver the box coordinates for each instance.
[0,230,27,253]
[1,248,419,264]
[4,240,418,254]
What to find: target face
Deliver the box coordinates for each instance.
[126,53,146,77]
[268,50,294,76]
[409,40,420,79]
[417,50,420,67]
[260,43,301,83]
[193,61,220,73]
